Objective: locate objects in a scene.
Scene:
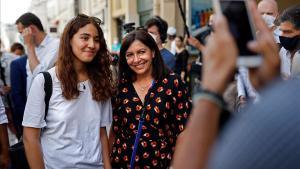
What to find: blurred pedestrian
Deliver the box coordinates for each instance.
[22,14,114,169]
[166,27,177,55]
[10,42,25,56]
[0,97,9,169]
[15,12,59,94]
[146,16,175,71]
[174,36,189,81]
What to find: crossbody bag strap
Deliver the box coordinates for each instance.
[42,72,53,120]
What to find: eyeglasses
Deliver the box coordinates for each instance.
[73,14,103,25]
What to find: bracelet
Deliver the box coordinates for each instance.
[192,89,226,109]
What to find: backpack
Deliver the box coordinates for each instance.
[9,71,52,169]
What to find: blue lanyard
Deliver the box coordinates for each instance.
[130,80,154,169]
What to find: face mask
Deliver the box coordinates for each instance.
[279,36,300,51]
[262,14,276,28]
[148,32,157,43]
[19,34,24,45]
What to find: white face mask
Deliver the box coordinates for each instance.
[148,32,158,43]
[262,14,276,28]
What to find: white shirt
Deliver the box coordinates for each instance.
[26,35,59,94]
[22,67,112,169]
[279,48,300,78]
[0,52,17,86]
[0,97,7,124]
[237,67,257,99]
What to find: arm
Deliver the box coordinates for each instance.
[0,123,9,169]
[108,126,115,154]
[22,27,40,72]
[23,127,45,169]
[173,13,238,169]
[100,127,112,169]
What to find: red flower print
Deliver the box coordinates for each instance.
[135,114,140,120]
[123,117,128,123]
[146,114,151,121]
[179,124,184,131]
[163,112,168,119]
[136,105,142,111]
[161,153,166,159]
[150,92,155,98]
[163,78,168,84]
[118,148,122,154]
[151,141,157,148]
[166,89,172,95]
[143,152,150,159]
[178,91,183,97]
[116,138,120,144]
[123,155,128,161]
[155,150,160,157]
[115,156,120,163]
[154,118,159,125]
[161,142,166,149]
[146,104,151,110]
[122,88,128,93]
[157,86,164,92]
[133,97,140,102]
[125,107,132,114]
[178,103,183,109]
[141,141,147,148]
[155,97,162,103]
[154,106,160,114]
[176,114,182,120]
[152,159,158,166]
[123,99,129,104]
[130,123,136,129]
[122,143,127,150]
[135,155,139,162]
[144,133,150,138]
[174,79,179,87]
[165,102,170,109]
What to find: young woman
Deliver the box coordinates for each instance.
[174,36,189,81]
[22,14,114,169]
[110,30,191,168]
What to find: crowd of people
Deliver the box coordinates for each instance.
[0,0,299,169]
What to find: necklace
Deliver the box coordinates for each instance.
[136,80,153,92]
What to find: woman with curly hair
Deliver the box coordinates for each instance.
[22,14,114,169]
[110,30,191,168]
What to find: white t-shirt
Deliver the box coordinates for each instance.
[0,97,7,124]
[26,35,59,94]
[22,67,112,169]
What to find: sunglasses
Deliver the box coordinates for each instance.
[73,14,103,25]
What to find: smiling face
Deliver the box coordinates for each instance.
[71,23,100,64]
[125,40,154,77]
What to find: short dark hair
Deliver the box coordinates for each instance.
[145,16,168,43]
[10,42,25,53]
[279,4,300,30]
[15,12,44,32]
[119,30,169,82]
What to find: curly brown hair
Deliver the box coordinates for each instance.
[56,14,114,101]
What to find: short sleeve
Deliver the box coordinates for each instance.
[100,98,113,127]
[22,73,47,128]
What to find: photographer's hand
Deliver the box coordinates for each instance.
[187,36,205,52]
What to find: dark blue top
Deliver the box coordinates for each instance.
[207,79,300,169]
[10,55,27,131]
[160,48,175,71]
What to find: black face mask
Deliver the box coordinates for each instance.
[279,35,300,51]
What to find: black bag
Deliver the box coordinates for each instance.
[9,72,52,169]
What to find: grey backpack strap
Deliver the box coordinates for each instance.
[41,72,52,120]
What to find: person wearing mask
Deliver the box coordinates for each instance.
[15,12,59,94]
[174,36,189,81]
[0,98,9,169]
[166,27,177,55]
[278,5,300,79]
[145,16,176,71]
[110,30,191,168]
[257,0,280,43]
[22,14,114,169]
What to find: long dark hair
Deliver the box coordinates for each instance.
[56,14,114,101]
[118,30,169,82]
